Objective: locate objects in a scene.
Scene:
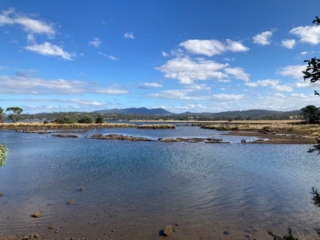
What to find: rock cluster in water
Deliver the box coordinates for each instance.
[137,124,176,129]
[91,134,154,141]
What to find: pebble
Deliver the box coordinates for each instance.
[31,212,41,218]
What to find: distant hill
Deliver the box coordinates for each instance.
[93,108,301,118]
[93,107,173,115]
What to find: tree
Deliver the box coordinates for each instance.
[95,115,104,123]
[6,107,23,123]
[300,105,320,123]
[78,115,94,124]
[52,115,77,124]
[0,107,4,123]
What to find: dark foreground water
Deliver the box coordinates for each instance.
[0,126,320,239]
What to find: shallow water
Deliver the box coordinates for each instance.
[0,126,320,239]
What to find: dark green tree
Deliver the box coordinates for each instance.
[78,115,94,124]
[0,107,4,123]
[6,107,23,123]
[52,115,77,124]
[300,105,320,123]
[95,115,104,123]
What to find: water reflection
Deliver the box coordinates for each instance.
[0,144,8,167]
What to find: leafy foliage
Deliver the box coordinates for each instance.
[52,115,77,124]
[6,107,23,123]
[95,115,104,123]
[78,115,94,124]
[300,105,320,123]
[0,107,4,123]
[0,144,8,168]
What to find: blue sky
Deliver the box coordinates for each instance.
[1,0,320,113]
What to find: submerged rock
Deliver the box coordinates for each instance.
[163,225,172,236]
[31,212,41,218]
[91,134,153,141]
[51,134,79,138]
[68,199,75,205]
[0,192,3,197]
[137,124,176,129]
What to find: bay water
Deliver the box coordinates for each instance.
[0,126,319,239]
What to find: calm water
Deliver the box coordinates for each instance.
[0,126,320,239]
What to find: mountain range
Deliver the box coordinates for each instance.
[94,107,300,117]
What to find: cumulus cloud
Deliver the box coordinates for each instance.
[141,82,163,88]
[124,32,134,39]
[25,42,75,60]
[224,67,250,81]
[89,37,101,48]
[148,89,208,100]
[252,31,272,45]
[211,94,244,101]
[0,76,128,95]
[225,39,249,52]
[156,57,228,84]
[98,51,118,60]
[245,79,293,92]
[281,39,296,49]
[179,39,248,56]
[0,8,55,37]
[278,65,305,79]
[162,51,169,57]
[290,25,320,45]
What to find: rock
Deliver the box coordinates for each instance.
[241,139,246,143]
[31,212,41,218]
[163,225,172,236]
[68,199,75,205]
[79,187,84,191]
[0,192,3,197]
[48,226,55,229]
[311,132,319,137]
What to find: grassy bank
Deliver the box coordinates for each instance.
[0,122,137,130]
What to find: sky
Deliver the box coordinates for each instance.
[1,0,320,114]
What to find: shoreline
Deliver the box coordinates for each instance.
[1,121,319,144]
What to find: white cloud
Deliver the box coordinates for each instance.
[290,25,320,45]
[211,94,244,101]
[0,8,55,37]
[156,57,228,84]
[224,67,250,81]
[98,52,118,60]
[0,76,128,95]
[278,65,305,79]
[89,37,101,48]
[245,79,293,92]
[142,82,163,88]
[25,42,74,60]
[162,51,169,57]
[281,39,296,49]
[180,40,225,56]
[148,89,203,100]
[225,39,249,52]
[124,32,134,39]
[300,51,308,56]
[179,39,249,56]
[252,31,272,45]
[185,84,210,90]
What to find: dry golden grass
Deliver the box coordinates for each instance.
[0,122,136,129]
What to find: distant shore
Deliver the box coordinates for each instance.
[1,120,319,144]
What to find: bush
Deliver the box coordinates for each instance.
[43,120,48,124]
[52,116,77,124]
[95,115,104,123]
[78,115,94,124]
